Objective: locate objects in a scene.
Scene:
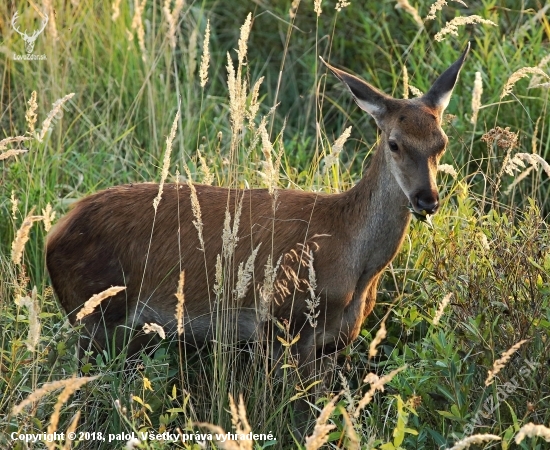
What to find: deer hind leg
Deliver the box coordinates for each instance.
[291,328,340,439]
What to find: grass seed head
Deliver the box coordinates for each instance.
[305,394,339,450]
[175,270,185,335]
[515,423,550,444]
[485,339,528,386]
[501,67,550,99]
[471,71,483,125]
[395,0,424,27]
[435,15,497,42]
[199,20,211,87]
[75,286,126,321]
[143,322,166,339]
[447,434,501,450]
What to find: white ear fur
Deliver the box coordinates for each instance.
[432,90,453,113]
[354,98,385,117]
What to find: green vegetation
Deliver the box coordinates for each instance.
[1,0,549,448]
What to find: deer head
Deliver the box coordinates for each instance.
[322,43,470,216]
[11,11,49,54]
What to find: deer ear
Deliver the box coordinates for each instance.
[422,42,470,114]
[321,56,391,123]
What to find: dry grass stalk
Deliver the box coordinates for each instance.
[199,20,211,87]
[214,254,223,298]
[505,152,550,178]
[38,93,75,142]
[425,0,468,21]
[369,318,387,359]
[11,191,19,220]
[289,0,300,18]
[435,15,496,42]
[234,244,262,301]
[62,411,81,450]
[395,0,424,27]
[47,378,94,448]
[409,85,423,97]
[42,203,56,232]
[163,0,185,50]
[470,71,482,125]
[485,339,528,386]
[153,106,180,211]
[195,423,240,450]
[143,322,166,339]
[433,292,452,325]
[259,254,282,321]
[246,77,265,129]
[0,136,31,152]
[197,148,214,185]
[354,365,407,418]
[437,164,458,179]
[184,166,205,251]
[237,13,252,66]
[43,0,58,42]
[175,270,185,335]
[221,196,243,259]
[335,0,351,11]
[75,286,126,321]
[194,394,254,450]
[504,165,534,195]
[338,371,355,414]
[314,0,322,16]
[12,376,98,415]
[402,65,409,99]
[529,54,550,88]
[258,121,278,193]
[131,0,147,62]
[304,250,320,328]
[187,25,198,78]
[323,126,352,174]
[501,67,550,98]
[0,148,28,161]
[112,0,122,20]
[12,208,43,265]
[447,434,501,450]
[341,408,359,450]
[18,286,41,352]
[515,423,550,443]
[305,394,339,450]
[26,91,38,132]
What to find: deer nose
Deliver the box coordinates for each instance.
[414,192,439,215]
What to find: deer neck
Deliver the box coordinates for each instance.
[344,141,412,273]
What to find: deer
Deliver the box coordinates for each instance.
[46,43,469,424]
[11,11,49,54]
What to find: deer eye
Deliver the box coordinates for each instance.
[388,140,399,152]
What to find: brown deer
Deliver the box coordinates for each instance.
[46,44,469,386]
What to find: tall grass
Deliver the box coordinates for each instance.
[1,0,549,448]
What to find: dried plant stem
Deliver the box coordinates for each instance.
[485,339,528,386]
[447,434,501,450]
[12,376,98,415]
[175,270,185,335]
[75,286,126,321]
[153,106,180,211]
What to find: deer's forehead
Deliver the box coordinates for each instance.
[389,104,446,149]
